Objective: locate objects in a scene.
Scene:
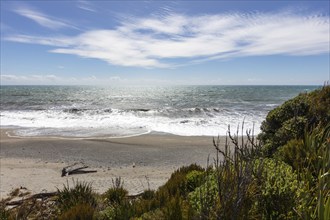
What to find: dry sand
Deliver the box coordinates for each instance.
[0,129,223,199]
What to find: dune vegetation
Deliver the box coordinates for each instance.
[1,86,329,220]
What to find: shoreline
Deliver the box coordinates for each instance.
[0,129,222,199]
[3,128,218,141]
[4,128,153,141]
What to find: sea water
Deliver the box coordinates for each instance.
[0,85,318,138]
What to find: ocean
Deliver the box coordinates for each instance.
[0,85,318,138]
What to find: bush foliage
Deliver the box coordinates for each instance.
[259,85,330,156]
[56,179,97,219]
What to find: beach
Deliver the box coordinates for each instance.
[0,129,219,199]
[0,85,314,199]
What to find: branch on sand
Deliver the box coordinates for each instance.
[61,162,97,177]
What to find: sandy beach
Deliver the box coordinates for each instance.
[0,129,221,199]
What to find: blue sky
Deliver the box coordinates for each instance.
[1,0,329,85]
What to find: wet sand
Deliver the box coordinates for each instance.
[0,129,223,198]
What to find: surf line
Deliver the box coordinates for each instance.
[5,130,151,141]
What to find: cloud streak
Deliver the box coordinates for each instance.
[6,10,330,68]
[77,0,96,12]
[0,74,102,85]
[14,6,76,30]
[1,74,60,83]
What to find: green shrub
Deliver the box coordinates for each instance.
[188,172,218,215]
[187,130,264,219]
[186,170,204,192]
[319,193,330,220]
[276,123,329,179]
[158,164,204,198]
[141,189,155,200]
[59,203,94,220]
[132,200,159,218]
[138,208,165,220]
[189,163,259,219]
[308,85,330,128]
[104,188,128,205]
[164,194,183,220]
[0,203,10,220]
[125,164,205,219]
[100,203,134,220]
[273,123,330,219]
[96,206,116,220]
[57,180,97,212]
[275,139,306,171]
[189,149,307,219]
[259,86,330,156]
[312,125,330,219]
[254,158,307,219]
[104,177,128,206]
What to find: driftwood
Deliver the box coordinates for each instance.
[126,192,144,199]
[5,192,57,206]
[6,191,146,206]
[61,162,97,177]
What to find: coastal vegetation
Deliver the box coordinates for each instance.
[1,86,329,219]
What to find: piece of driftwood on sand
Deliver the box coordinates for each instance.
[5,192,57,206]
[61,162,97,177]
[6,191,145,207]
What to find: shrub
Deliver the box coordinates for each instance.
[308,85,330,128]
[104,177,128,206]
[102,202,134,220]
[186,170,204,192]
[275,139,306,172]
[141,189,155,200]
[164,194,183,220]
[188,124,319,219]
[301,124,330,219]
[125,164,205,219]
[57,180,97,212]
[258,86,330,156]
[276,127,327,178]
[189,158,306,219]
[59,203,94,220]
[0,203,10,220]
[188,172,218,216]
[158,164,204,198]
[100,177,137,219]
[138,208,165,220]
[254,158,306,219]
[189,131,262,219]
[105,188,128,206]
[317,125,330,220]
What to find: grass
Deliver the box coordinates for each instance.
[57,179,97,213]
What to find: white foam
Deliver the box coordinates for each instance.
[0,109,264,137]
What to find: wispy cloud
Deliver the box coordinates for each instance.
[1,74,20,81]
[77,0,96,12]
[6,10,330,68]
[0,74,98,85]
[1,74,149,85]
[14,6,76,29]
[6,34,72,46]
[1,74,60,83]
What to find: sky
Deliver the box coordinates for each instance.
[1,0,329,85]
